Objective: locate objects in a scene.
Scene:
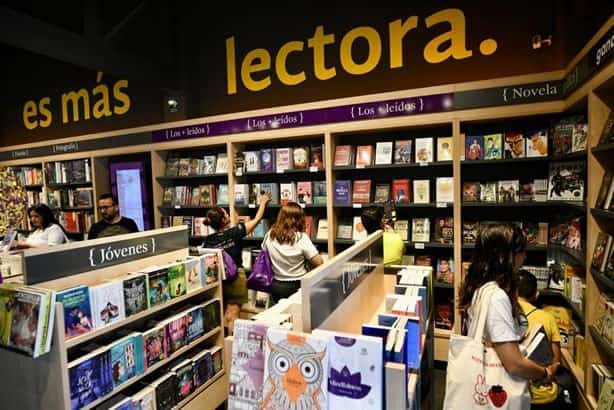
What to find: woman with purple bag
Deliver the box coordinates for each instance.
[263,202,323,304]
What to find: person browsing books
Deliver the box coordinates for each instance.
[457,224,559,408]
[517,270,574,409]
[263,202,323,304]
[201,192,271,334]
[16,204,69,248]
[88,193,139,239]
[360,206,404,265]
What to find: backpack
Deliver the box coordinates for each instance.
[247,233,274,292]
[221,249,238,281]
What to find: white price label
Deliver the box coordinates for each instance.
[353,203,362,208]
[309,166,319,173]
[248,204,256,209]
[277,169,285,174]
[175,205,180,209]
[436,202,447,208]
[356,164,365,169]
[415,242,425,249]
[419,162,428,167]
[235,171,243,176]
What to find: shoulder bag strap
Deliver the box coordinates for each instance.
[468,281,498,342]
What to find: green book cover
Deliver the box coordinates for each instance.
[598,379,614,410]
[168,263,187,299]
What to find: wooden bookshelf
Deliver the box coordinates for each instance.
[562,347,585,390]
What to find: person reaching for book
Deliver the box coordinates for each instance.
[16,204,69,248]
[263,202,323,304]
[201,192,271,334]
[517,270,575,409]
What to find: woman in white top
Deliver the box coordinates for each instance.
[17,204,68,248]
[263,202,323,303]
[459,224,559,407]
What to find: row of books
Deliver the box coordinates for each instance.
[45,159,91,184]
[334,177,454,205]
[0,284,57,358]
[162,184,226,208]
[596,292,614,347]
[25,191,42,207]
[235,181,327,206]
[68,300,222,409]
[165,153,228,176]
[57,211,94,234]
[594,170,614,211]
[335,137,452,167]
[105,345,223,410]
[462,221,549,245]
[549,216,583,252]
[58,254,219,339]
[390,217,453,244]
[236,145,325,173]
[463,179,547,203]
[45,187,93,209]
[593,364,614,408]
[11,166,42,186]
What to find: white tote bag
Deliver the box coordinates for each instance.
[443,282,530,409]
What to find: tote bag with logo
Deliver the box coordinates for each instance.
[443,281,530,410]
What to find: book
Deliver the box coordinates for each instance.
[109,397,133,410]
[293,146,309,169]
[215,153,228,174]
[260,182,280,205]
[151,373,177,410]
[167,263,187,298]
[596,172,614,209]
[435,302,454,330]
[192,349,213,387]
[228,320,269,409]
[375,141,394,165]
[518,181,535,201]
[296,181,313,205]
[202,298,222,333]
[352,180,372,204]
[572,122,588,152]
[280,182,296,205]
[552,120,573,155]
[436,177,454,203]
[203,155,216,174]
[217,184,229,205]
[261,148,275,172]
[393,220,409,240]
[244,151,260,172]
[355,145,374,168]
[412,218,430,242]
[374,183,390,203]
[146,267,171,307]
[334,145,354,167]
[504,131,525,158]
[483,133,503,160]
[434,217,454,244]
[498,180,519,202]
[462,182,481,202]
[68,347,113,409]
[143,325,166,368]
[172,359,195,402]
[522,324,553,366]
[480,182,497,202]
[534,179,548,202]
[90,281,126,329]
[109,332,144,387]
[526,130,548,157]
[334,180,352,205]
[165,157,179,176]
[465,135,484,160]
[164,313,188,355]
[188,158,199,175]
[337,219,353,240]
[57,285,93,338]
[202,253,220,284]
[234,184,250,206]
[548,161,585,201]
[317,219,329,240]
[394,140,412,163]
[310,144,324,168]
[413,180,430,204]
[262,328,328,410]
[435,257,454,284]
[353,216,368,241]
[122,274,149,317]
[178,158,190,176]
[437,137,453,161]
[593,233,613,272]
[185,256,204,292]
[596,378,614,410]
[392,179,410,204]
[313,181,327,205]
[414,138,433,163]
[211,345,224,375]
[463,221,479,243]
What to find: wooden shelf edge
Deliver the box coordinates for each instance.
[589,325,614,362]
[590,267,614,293]
[333,161,452,171]
[591,142,614,154]
[66,281,220,349]
[176,369,225,409]
[81,327,222,410]
[561,347,584,390]
[434,328,452,338]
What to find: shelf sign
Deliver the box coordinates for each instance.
[436,202,447,208]
[23,227,188,284]
[352,203,362,208]
[415,242,425,249]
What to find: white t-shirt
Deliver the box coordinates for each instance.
[264,232,319,281]
[468,285,523,343]
[25,224,68,246]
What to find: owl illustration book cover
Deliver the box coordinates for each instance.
[262,328,328,410]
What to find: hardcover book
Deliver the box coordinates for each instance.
[465,135,484,160]
[355,145,374,167]
[109,333,144,387]
[434,217,454,244]
[437,137,453,161]
[187,306,205,343]
[519,181,535,202]
[275,148,293,171]
[122,274,148,317]
[483,133,503,160]
[165,313,188,355]
[572,122,588,152]
[334,180,352,204]
[280,182,296,205]
[337,219,353,240]
[178,158,190,176]
[352,180,372,204]
[296,181,313,205]
[435,302,454,330]
[165,157,179,176]
[167,263,187,298]
[202,253,220,284]
[313,181,327,205]
[504,131,525,158]
[90,281,126,329]
[392,179,411,204]
[317,219,329,240]
[375,141,393,165]
[234,184,250,206]
[412,218,430,242]
[146,267,171,307]
[310,144,324,168]
[374,183,391,203]
[526,130,548,157]
[462,182,481,202]
[260,182,280,205]
[498,180,519,202]
[172,359,195,402]
[334,145,354,167]
[143,325,166,368]
[203,155,216,174]
[548,161,585,201]
[185,257,204,292]
[69,348,113,409]
[244,151,261,172]
[261,148,275,172]
[414,137,433,163]
[413,180,430,204]
[216,153,228,174]
[436,177,454,203]
[293,146,309,169]
[553,120,573,155]
[188,158,199,175]
[435,257,455,284]
[463,221,479,243]
[202,298,222,333]
[393,140,412,163]
[57,285,93,338]
[393,220,409,240]
[480,182,498,202]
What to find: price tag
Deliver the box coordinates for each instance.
[356,165,365,169]
[419,162,428,167]
[299,203,306,209]
[353,203,362,208]
[248,204,256,209]
[415,242,425,249]
[175,205,180,209]
[436,202,447,208]
[235,170,243,176]
[309,166,319,173]
[277,169,285,174]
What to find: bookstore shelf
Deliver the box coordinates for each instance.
[66,281,220,349]
[462,243,548,252]
[332,161,453,171]
[461,152,586,166]
[590,267,614,293]
[540,290,585,327]
[334,203,453,209]
[51,207,94,212]
[174,370,225,409]
[24,184,43,189]
[47,182,92,189]
[461,201,585,210]
[235,204,326,209]
[81,326,222,410]
[158,205,217,212]
[590,208,614,221]
[588,325,614,362]
[405,241,454,249]
[241,168,325,176]
[561,347,585,390]
[591,142,614,154]
[156,174,228,184]
[548,244,586,267]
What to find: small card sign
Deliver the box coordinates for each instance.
[436,202,447,208]
[277,169,285,174]
[415,242,425,249]
[353,203,362,208]
[248,204,256,209]
[309,166,319,173]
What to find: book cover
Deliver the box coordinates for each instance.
[434,217,454,244]
[600,111,614,144]
[187,305,205,343]
[188,158,199,175]
[305,216,315,238]
[202,298,221,333]
[90,281,126,329]
[393,140,412,163]
[337,219,353,240]
[414,138,433,163]
[548,161,585,201]
[109,333,144,387]
[518,181,535,201]
[296,181,313,205]
[462,182,481,202]
[355,145,374,167]
[203,155,216,174]
[202,253,219,284]
[596,378,614,410]
[143,325,166,368]
[245,151,261,172]
[260,182,280,205]
[5,290,43,355]
[436,177,454,203]
[524,327,553,366]
[498,180,519,202]
[437,137,453,161]
[392,179,410,204]
[370,183,389,203]
[58,285,93,338]
[192,349,213,387]
[260,148,275,172]
[276,148,293,171]
[293,146,309,169]
[412,218,430,242]
[393,220,409,240]
[147,267,171,307]
[234,184,250,206]
[465,135,483,160]
[69,348,113,410]
[313,181,327,205]
[317,219,329,240]
[217,184,229,205]
[152,373,177,410]
[504,131,525,158]
[334,180,352,204]
[190,186,201,207]
[463,221,479,243]
[122,274,148,317]
[228,320,269,409]
[165,313,188,355]
[310,144,324,168]
[435,302,454,330]
[166,157,179,176]
[480,182,498,202]
[526,130,548,157]
[334,145,354,167]
[592,232,613,272]
[178,158,190,176]
[572,122,588,152]
[483,133,503,160]
[184,257,204,292]
[215,153,228,174]
[413,180,430,204]
[435,257,454,284]
[280,182,296,205]
[352,180,372,204]
[167,263,187,299]
[375,141,393,165]
[172,359,195,402]
[211,345,224,375]
[596,172,614,209]
[262,328,328,410]
[353,216,368,241]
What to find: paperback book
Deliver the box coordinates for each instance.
[167,263,187,298]
[414,138,433,163]
[90,281,126,329]
[526,130,548,157]
[483,133,503,160]
[393,140,412,163]
[57,285,93,338]
[437,137,453,161]
[68,348,113,410]
[122,274,148,317]
[413,180,430,204]
[375,141,393,165]
[504,131,525,158]
[465,135,483,160]
[548,161,585,201]
[109,332,144,387]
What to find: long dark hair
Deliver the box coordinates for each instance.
[459,223,527,318]
[28,204,68,235]
[203,207,228,231]
[269,202,305,245]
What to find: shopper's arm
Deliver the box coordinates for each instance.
[551,341,561,366]
[493,341,559,381]
[309,255,324,267]
[245,192,271,234]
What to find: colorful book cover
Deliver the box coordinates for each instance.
[260,148,275,172]
[498,180,519,202]
[171,359,195,402]
[275,147,293,171]
[462,182,481,202]
[480,182,498,202]
[147,267,171,307]
[434,217,454,244]
[352,180,372,204]
[203,155,216,174]
[435,257,454,284]
[57,285,93,338]
[310,144,324,168]
[296,181,313,205]
[211,345,224,375]
[519,181,535,201]
[483,133,503,160]
[7,290,43,355]
[414,137,433,162]
[185,257,204,293]
[548,161,585,201]
[262,328,328,410]
[393,140,412,163]
[152,373,177,410]
[353,216,368,241]
[187,306,205,343]
[313,181,327,204]
[165,313,188,355]
[572,122,588,152]
[526,130,548,157]
[90,281,126,329]
[437,137,453,161]
[334,145,353,167]
[293,146,309,169]
[355,145,374,167]
[143,325,166,369]
[465,135,483,160]
[202,298,221,333]
[334,180,352,204]
[0,288,15,346]
[228,319,269,410]
[392,179,410,204]
[109,333,145,387]
[123,274,148,317]
[201,253,219,284]
[245,151,261,172]
[192,349,213,387]
[69,348,113,410]
[167,263,187,299]
[504,131,525,158]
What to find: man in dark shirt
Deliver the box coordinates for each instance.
[88,193,139,239]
